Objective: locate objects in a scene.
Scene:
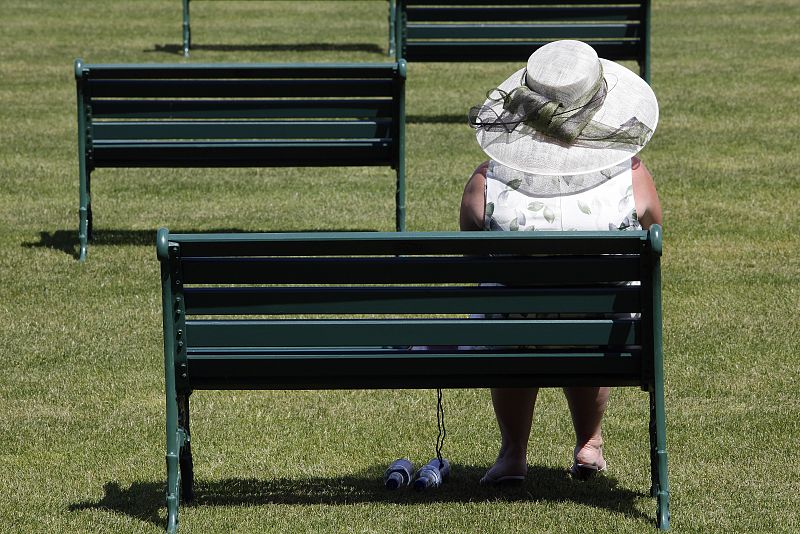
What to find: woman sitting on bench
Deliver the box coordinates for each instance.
[460,40,662,485]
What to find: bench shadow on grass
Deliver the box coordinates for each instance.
[69,465,652,529]
[24,227,379,260]
[407,114,467,125]
[149,43,385,55]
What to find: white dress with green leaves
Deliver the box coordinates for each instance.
[474,159,641,327]
[484,159,640,232]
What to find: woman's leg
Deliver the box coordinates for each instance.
[563,386,610,468]
[483,387,538,481]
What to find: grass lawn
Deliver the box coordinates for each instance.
[1,1,799,532]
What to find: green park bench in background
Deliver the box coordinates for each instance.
[74,59,406,261]
[181,0,398,57]
[156,226,670,532]
[395,0,652,82]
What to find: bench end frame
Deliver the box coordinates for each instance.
[75,58,91,261]
[395,59,407,231]
[159,229,192,533]
[647,224,670,529]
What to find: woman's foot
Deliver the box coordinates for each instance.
[480,450,527,486]
[570,441,607,480]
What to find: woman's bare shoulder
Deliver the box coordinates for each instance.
[460,161,490,231]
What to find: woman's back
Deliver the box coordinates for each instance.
[484,159,640,232]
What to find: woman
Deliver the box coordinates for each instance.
[460,40,662,484]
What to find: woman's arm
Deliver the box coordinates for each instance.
[631,157,662,229]
[460,161,489,231]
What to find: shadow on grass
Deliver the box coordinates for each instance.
[69,465,652,529]
[23,228,381,259]
[407,114,467,125]
[149,43,385,55]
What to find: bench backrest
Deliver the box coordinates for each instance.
[158,227,663,391]
[181,0,397,57]
[76,61,405,170]
[74,60,407,261]
[396,0,651,81]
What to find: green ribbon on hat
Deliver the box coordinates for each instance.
[502,65,606,143]
[468,65,652,147]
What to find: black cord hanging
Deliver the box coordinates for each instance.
[435,388,446,467]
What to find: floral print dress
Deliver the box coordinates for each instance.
[470,158,641,330]
[484,159,640,232]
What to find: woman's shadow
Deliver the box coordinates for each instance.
[69,464,652,528]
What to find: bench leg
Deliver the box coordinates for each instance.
[387,0,396,56]
[78,169,91,261]
[649,388,671,530]
[166,395,181,533]
[178,392,195,502]
[182,0,191,57]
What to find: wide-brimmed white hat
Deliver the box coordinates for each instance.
[469,40,658,176]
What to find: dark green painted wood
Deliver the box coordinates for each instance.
[407,6,641,22]
[87,79,395,98]
[75,60,90,261]
[160,237,181,533]
[91,141,392,168]
[648,225,670,528]
[405,42,641,62]
[157,227,668,531]
[91,99,394,119]
[170,230,648,257]
[407,23,640,40]
[185,318,640,347]
[183,286,642,315]
[642,0,651,83]
[181,1,396,59]
[396,0,651,80]
[405,0,637,5]
[186,351,643,389]
[86,63,402,79]
[179,255,642,284]
[74,61,406,260]
[93,120,393,141]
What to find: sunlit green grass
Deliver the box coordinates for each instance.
[1,1,799,532]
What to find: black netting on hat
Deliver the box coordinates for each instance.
[468,70,652,149]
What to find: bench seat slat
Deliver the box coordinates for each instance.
[405,0,639,5]
[171,230,648,257]
[185,318,640,347]
[405,41,641,62]
[407,6,641,22]
[183,286,642,315]
[87,79,395,98]
[92,141,392,167]
[93,120,393,141]
[407,23,640,40]
[180,256,642,284]
[90,99,394,119]
[85,63,401,79]
[409,7,640,22]
[185,351,642,389]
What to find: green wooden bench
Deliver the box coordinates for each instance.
[156,226,670,532]
[395,0,652,81]
[74,59,406,261]
[181,0,397,57]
